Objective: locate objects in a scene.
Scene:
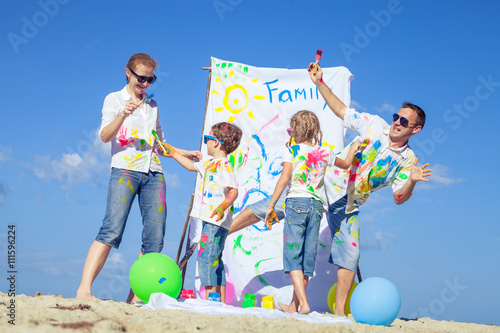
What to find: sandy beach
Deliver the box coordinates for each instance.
[1,292,498,332]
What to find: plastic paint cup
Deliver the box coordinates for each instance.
[242,293,257,308]
[261,296,275,309]
[180,289,195,299]
[208,292,221,302]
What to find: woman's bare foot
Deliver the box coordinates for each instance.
[299,305,310,315]
[75,291,98,301]
[278,301,297,314]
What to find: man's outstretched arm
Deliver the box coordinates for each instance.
[308,62,347,120]
[394,158,432,205]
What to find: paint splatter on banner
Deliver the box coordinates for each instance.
[192,57,353,310]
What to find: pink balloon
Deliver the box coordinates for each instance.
[199,273,235,304]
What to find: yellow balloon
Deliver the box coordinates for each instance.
[327,281,358,315]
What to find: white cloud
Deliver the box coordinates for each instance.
[18,250,82,277]
[374,102,396,114]
[165,172,182,189]
[350,100,367,111]
[363,230,399,250]
[30,129,109,187]
[0,182,7,204]
[419,164,464,190]
[0,146,11,163]
[28,129,184,192]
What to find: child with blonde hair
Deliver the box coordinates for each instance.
[265,110,361,314]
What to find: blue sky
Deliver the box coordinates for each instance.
[1,0,499,326]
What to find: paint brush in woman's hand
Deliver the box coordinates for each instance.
[137,93,154,107]
[312,49,323,74]
[151,129,167,154]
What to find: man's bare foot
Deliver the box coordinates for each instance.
[278,301,297,314]
[299,305,310,315]
[75,291,98,301]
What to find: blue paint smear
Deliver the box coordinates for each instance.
[268,158,283,176]
[373,140,382,150]
[239,188,269,211]
[159,277,166,284]
[251,134,267,161]
[289,145,300,158]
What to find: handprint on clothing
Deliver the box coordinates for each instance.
[118,127,135,147]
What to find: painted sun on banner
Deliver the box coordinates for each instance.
[191,57,353,311]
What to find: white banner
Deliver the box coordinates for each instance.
[193,57,353,311]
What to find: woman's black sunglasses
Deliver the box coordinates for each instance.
[392,113,419,128]
[128,67,157,84]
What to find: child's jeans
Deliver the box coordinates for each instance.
[198,221,228,287]
[283,197,323,277]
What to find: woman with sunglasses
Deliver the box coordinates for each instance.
[76,53,201,302]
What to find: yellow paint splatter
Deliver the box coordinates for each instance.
[212,89,219,95]
[351,229,359,240]
[215,107,224,112]
[119,177,135,194]
[247,110,254,119]
[251,78,259,83]
[228,116,235,123]
[216,77,221,83]
[322,141,336,150]
[121,196,127,203]
[158,205,164,213]
[253,95,265,100]
[229,70,234,77]
[211,259,219,267]
[233,98,239,105]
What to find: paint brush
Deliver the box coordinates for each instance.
[137,93,154,107]
[151,129,167,154]
[312,49,323,74]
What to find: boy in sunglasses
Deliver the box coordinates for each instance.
[161,122,242,302]
[303,62,432,317]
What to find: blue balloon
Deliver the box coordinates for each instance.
[350,277,401,326]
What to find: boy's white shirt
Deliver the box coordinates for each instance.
[190,157,237,230]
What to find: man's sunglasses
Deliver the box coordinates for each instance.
[128,67,157,84]
[392,113,420,128]
[203,135,224,145]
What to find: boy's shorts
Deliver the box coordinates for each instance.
[249,194,286,222]
[197,221,228,287]
[282,197,323,277]
[326,195,360,272]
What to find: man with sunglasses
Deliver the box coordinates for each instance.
[306,62,431,317]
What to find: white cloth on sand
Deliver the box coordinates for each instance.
[143,293,353,325]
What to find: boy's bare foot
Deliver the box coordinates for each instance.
[75,291,98,301]
[299,305,310,315]
[278,301,297,314]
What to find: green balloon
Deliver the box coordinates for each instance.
[129,253,182,303]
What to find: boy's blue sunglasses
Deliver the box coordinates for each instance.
[203,135,224,145]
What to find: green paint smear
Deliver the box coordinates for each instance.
[254,257,278,286]
[399,173,408,180]
[228,153,235,168]
[233,234,252,256]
